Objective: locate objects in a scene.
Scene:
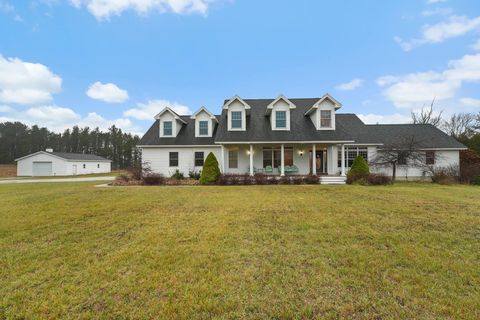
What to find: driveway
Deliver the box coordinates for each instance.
[0,176,115,184]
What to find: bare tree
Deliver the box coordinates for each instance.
[371,135,432,181]
[411,99,443,127]
[441,113,476,138]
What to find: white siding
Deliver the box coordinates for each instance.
[65,161,111,175]
[17,153,67,176]
[16,152,111,176]
[141,147,222,176]
[368,147,460,180]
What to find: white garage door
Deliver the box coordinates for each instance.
[32,162,52,176]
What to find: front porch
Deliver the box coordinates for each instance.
[218,143,347,181]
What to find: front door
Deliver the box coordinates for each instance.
[310,150,327,174]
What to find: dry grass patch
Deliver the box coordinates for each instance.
[0,183,479,319]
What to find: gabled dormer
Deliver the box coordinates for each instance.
[155,107,187,138]
[304,94,342,130]
[190,106,218,138]
[265,95,296,131]
[223,95,251,131]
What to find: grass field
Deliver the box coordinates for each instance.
[0,183,479,319]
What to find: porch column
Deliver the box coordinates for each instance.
[280,144,285,176]
[312,144,317,175]
[341,144,346,176]
[249,144,254,176]
[220,145,225,173]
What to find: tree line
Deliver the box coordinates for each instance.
[0,122,141,169]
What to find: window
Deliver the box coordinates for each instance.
[397,153,407,165]
[199,121,208,136]
[426,151,435,165]
[263,147,293,168]
[83,164,86,169]
[231,111,242,129]
[169,152,178,167]
[338,147,368,168]
[97,164,100,169]
[320,110,332,128]
[194,152,204,167]
[228,150,238,168]
[275,111,287,128]
[163,121,173,136]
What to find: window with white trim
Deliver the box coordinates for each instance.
[228,150,238,168]
[231,111,242,129]
[320,110,332,128]
[199,121,208,136]
[338,147,368,168]
[169,152,178,167]
[194,152,204,167]
[426,151,435,165]
[275,111,287,128]
[163,121,173,136]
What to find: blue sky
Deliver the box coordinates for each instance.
[1,0,480,135]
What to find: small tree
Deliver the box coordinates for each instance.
[199,152,220,184]
[348,156,370,178]
[371,135,431,182]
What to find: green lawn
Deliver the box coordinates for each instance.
[1,183,479,319]
[0,171,122,180]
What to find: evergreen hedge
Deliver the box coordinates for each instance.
[347,155,370,183]
[199,152,221,184]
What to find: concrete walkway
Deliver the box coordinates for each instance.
[0,176,115,184]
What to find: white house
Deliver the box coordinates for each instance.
[137,94,466,184]
[15,149,112,177]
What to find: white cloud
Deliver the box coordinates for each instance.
[124,99,192,120]
[0,55,62,105]
[395,15,480,51]
[86,81,129,103]
[0,104,140,133]
[69,0,214,20]
[471,39,480,51]
[0,1,14,13]
[460,97,480,109]
[358,113,411,124]
[335,78,364,91]
[0,105,12,112]
[421,7,452,17]
[426,0,447,4]
[377,53,480,108]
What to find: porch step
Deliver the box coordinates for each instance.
[319,176,346,185]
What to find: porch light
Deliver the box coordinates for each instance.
[299,150,304,157]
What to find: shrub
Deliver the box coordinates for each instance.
[188,170,201,180]
[347,156,370,184]
[431,166,459,185]
[366,173,392,185]
[471,176,480,186]
[200,152,221,185]
[305,175,319,184]
[254,173,267,185]
[459,149,480,184]
[142,174,165,186]
[116,174,130,182]
[171,169,185,180]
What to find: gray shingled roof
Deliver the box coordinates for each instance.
[49,152,111,161]
[139,116,218,145]
[365,124,466,149]
[138,97,466,149]
[214,98,354,143]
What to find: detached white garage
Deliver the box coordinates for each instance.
[15,150,112,177]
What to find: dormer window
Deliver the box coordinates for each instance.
[231,111,242,129]
[320,110,332,128]
[276,111,287,128]
[199,121,208,136]
[163,121,173,136]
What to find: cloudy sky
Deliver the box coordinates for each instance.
[0,0,480,135]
